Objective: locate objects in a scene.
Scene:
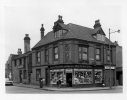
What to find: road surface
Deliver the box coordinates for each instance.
[5,86,123,94]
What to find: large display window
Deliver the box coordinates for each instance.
[50,69,64,84]
[74,69,93,84]
[94,69,103,83]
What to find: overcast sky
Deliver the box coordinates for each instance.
[2,0,123,63]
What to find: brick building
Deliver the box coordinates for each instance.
[12,34,32,84]
[115,42,122,85]
[12,16,117,87]
[31,16,116,87]
[5,54,17,81]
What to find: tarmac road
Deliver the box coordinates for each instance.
[5,86,123,94]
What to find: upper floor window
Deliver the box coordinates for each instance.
[45,49,49,62]
[96,48,101,61]
[79,46,88,61]
[64,44,70,62]
[36,51,41,64]
[107,49,112,62]
[54,46,59,61]
[54,29,67,38]
[96,34,105,41]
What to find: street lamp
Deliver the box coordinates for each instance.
[109,28,120,89]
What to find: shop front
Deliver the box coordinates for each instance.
[49,67,103,87]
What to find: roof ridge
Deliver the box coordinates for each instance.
[67,23,94,30]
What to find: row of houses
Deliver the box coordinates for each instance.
[5,15,122,87]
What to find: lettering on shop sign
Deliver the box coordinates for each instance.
[66,69,72,72]
[50,69,64,72]
[105,66,115,69]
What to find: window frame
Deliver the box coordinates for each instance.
[45,48,49,63]
[36,51,41,64]
[96,48,101,61]
[78,45,88,62]
[107,48,112,62]
[53,46,59,61]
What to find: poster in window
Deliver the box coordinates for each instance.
[74,69,93,84]
[95,69,103,83]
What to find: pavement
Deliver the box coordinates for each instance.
[13,83,122,92]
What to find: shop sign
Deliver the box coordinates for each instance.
[66,69,72,73]
[50,69,64,72]
[74,69,92,71]
[105,66,115,69]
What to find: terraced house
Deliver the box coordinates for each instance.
[12,16,116,87]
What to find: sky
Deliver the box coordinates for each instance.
[3,0,123,63]
[1,0,127,99]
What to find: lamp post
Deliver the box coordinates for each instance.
[109,28,120,89]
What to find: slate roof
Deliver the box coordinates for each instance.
[32,23,114,49]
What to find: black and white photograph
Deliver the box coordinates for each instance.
[1,0,126,100]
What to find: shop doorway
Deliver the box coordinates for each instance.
[66,73,72,87]
[19,70,22,83]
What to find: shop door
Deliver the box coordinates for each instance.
[45,69,50,86]
[104,70,114,86]
[66,73,72,87]
[19,70,22,83]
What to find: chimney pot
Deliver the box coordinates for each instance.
[17,48,22,55]
[25,34,29,37]
[40,24,45,39]
[24,34,30,53]
[94,19,101,29]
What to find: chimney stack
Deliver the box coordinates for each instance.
[57,15,64,24]
[24,34,30,53]
[17,48,22,55]
[40,24,45,39]
[93,19,101,29]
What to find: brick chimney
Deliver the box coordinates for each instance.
[57,15,64,24]
[24,34,30,53]
[93,19,101,29]
[17,48,22,55]
[40,24,45,39]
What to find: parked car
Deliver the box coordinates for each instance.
[5,78,13,86]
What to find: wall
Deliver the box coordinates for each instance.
[32,40,116,66]
[116,46,122,67]
[31,66,47,85]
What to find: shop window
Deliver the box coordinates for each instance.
[74,69,93,84]
[78,46,88,62]
[45,49,49,62]
[50,70,64,84]
[96,48,101,61]
[36,51,41,64]
[36,69,41,81]
[54,46,59,61]
[94,69,103,83]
